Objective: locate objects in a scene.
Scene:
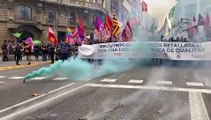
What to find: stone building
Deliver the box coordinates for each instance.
[0,0,107,45]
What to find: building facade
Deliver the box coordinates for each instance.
[0,0,107,45]
[172,0,211,24]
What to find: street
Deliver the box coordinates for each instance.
[0,60,211,120]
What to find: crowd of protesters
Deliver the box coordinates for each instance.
[0,39,79,65]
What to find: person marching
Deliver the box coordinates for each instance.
[60,40,70,61]
[24,43,32,65]
[15,43,22,65]
[49,43,55,64]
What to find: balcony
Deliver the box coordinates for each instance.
[44,0,106,13]
[14,15,38,24]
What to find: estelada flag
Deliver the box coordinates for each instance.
[121,21,133,42]
[142,1,148,12]
[112,17,120,36]
[48,27,57,44]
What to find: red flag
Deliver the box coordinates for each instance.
[104,15,113,39]
[187,23,195,38]
[121,21,133,42]
[104,15,113,30]
[48,27,57,44]
[142,1,148,12]
[205,13,210,28]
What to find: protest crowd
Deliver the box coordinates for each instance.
[1,5,211,68]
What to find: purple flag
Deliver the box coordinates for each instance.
[198,14,205,25]
[77,26,84,44]
[95,16,103,31]
[25,37,34,46]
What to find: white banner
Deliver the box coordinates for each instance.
[78,42,211,60]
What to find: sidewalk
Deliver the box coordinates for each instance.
[0,56,46,67]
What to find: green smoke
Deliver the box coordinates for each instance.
[24,57,137,81]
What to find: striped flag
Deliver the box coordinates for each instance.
[112,17,120,37]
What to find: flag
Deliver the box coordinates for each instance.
[65,27,74,45]
[12,32,22,38]
[76,17,85,35]
[48,27,58,44]
[66,26,72,36]
[193,16,196,23]
[104,15,113,30]
[95,16,103,31]
[24,37,34,46]
[142,1,148,12]
[104,15,113,39]
[112,17,120,37]
[121,21,133,42]
[198,14,205,26]
[205,13,210,28]
[72,26,78,38]
[94,29,102,41]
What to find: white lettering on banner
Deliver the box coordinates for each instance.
[78,42,211,60]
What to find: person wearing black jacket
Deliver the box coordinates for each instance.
[15,43,22,65]
[49,43,55,63]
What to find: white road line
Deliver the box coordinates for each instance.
[189,92,210,120]
[53,77,69,81]
[86,83,211,94]
[157,81,172,85]
[0,83,75,114]
[128,80,143,84]
[8,77,24,80]
[101,79,117,83]
[0,81,5,84]
[1,83,85,120]
[0,76,6,79]
[186,82,204,87]
[31,77,47,80]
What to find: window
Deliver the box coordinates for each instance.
[69,12,76,25]
[48,10,56,24]
[16,5,32,19]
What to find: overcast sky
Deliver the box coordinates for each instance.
[143,0,177,26]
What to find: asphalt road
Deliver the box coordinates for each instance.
[0,60,211,120]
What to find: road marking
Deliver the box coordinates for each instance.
[53,77,69,81]
[157,81,172,85]
[31,77,47,80]
[0,76,6,79]
[189,92,210,120]
[0,83,75,114]
[186,82,204,87]
[128,80,143,84]
[86,83,211,94]
[0,81,5,84]
[8,77,24,80]
[101,79,117,83]
[0,83,85,120]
